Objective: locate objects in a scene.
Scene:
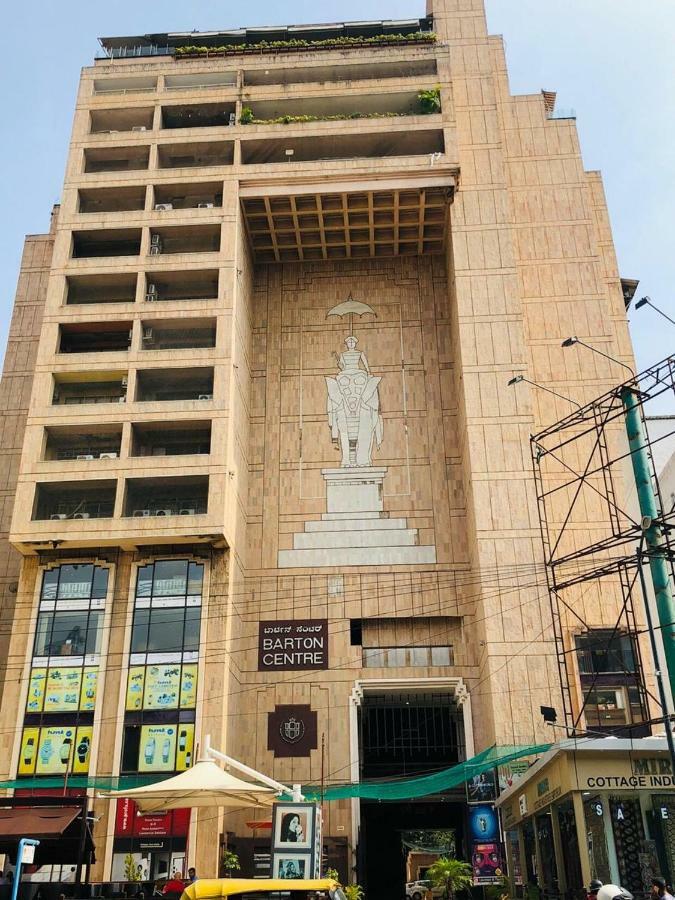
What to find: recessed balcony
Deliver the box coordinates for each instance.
[131,422,211,457]
[143,270,219,303]
[58,323,132,354]
[135,367,213,402]
[33,481,117,521]
[93,76,157,95]
[140,319,217,350]
[78,186,146,214]
[124,475,209,517]
[84,146,149,173]
[52,374,128,406]
[152,181,223,212]
[243,58,437,86]
[66,273,137,306]
[164,72,236,91]
[90,107,154,135]
[148,225,221,256]
[243,90,437,124]
[241,128,444,164]
[157,141,234,169]
[161,102,236,129]
[43,425,123,461]
[72,228,142,259]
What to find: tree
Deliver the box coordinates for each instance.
[426,857,473,900]
[221,849,240,877]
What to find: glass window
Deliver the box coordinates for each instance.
[136,564,154,598]
[184,607,201,651]
[40,564,108,602]
[363,648,385,667]
[584,687,628,727]
[187,562,204,595]
[431,647,452,666]
[152,560,188,596]
[40,569,59,601]
[576,632,636,675]
[131,607,201,654]
[386,648,406,668]
[409,647,429,667]
[33,610,102,657]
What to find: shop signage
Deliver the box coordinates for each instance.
[267,705,318,758]
[115,798,190,838]
[258,621,328,671]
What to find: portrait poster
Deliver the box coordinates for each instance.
[273,853,312,880]
[466,768,497,803]
[471,842,504,885]
[272,802,315,850]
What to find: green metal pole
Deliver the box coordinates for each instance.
[621,386,675,703]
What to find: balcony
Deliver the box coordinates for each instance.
[124,475,209,517]
[164,72,236,91]
[66,274,137,306]
[33,481,116,521]
[43,425,123,461]
[93,76,157,95]
[72,228,142,259]
[52,372,127,406]
[84,146,149,173]
[90,107,154,135]
[148,225,221,256]
[243,58,437,86]
[157,141,234,169]
[141,319,217,350]
[131,422,211,457]
[243,89,437,124]
[161,103,236,129]
[135,367,213,402]
[79,186,147,214]
[59,323,132,354]
[152,182,222,211]
[241,128,444,164]
[53,374,128,406]
[143,270,219,303]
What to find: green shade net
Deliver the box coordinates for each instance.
[0,744,550,799]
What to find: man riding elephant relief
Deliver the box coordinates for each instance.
[325,335,383,467]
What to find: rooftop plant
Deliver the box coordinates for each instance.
[175,32,436,57]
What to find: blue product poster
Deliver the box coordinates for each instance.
[468,804,499,842]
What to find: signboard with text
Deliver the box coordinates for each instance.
[258,621,328,671]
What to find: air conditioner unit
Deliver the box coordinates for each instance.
[76,454,95,460]
[142,328,154,342]
[50,513,67,520]
[149,234,163,255]
[155,508,173,516]
[145,284,158,301]
[133,509,151,517]
[118,396,126,402]
[73,512,91,520]
[197,202,214,209]
[100,452,118,459]
[228,113,236,126]
[132,125,147,132]
[154,203,173,211]
[179,508,196,516]
[121,377,128,387]
[198,393,213,400]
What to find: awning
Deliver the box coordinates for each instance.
[0,807,94,864]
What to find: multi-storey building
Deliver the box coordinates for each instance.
[0,0,669,894]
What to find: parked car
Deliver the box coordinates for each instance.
[406,880,432,900]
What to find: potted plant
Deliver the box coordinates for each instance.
[221,848,241,877]
[418,87,441,114]
[426,857,473,900]
[343,886,364,900]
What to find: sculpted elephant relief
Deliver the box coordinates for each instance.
[325,336,383,467]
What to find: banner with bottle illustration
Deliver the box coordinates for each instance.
[25,667,98,713]
[126,664,197,711]
[467,804,503,885]
[138,723,194,772]
[18,725,93,775]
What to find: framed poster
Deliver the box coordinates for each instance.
[468,805,500,842]
[272,803,315,850]
[466,769,497,803]
[471,842,504,884]
[273,853,312,880]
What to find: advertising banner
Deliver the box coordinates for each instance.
[144,664,182,710]
[115,798,191,838]
[137,723,194,772]
[19,725,93,775]
[271,802,320,881]
[471,842,504,884]
[466,769,497,803]
[468,804,500,842]
[258,621,328,671]
[26,667,98,713]
[126,664,198,711]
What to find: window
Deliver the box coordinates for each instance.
[121,723,195,773]
[584,686,643,728]
[131,606,200,654]
[362,646,454,668]
[136,560,203,599]
[576,630,647,734]
[576,632,637,675]
[41,564,108,601]
[34,610,102,658]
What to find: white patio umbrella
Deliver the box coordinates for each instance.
[100,758,277,814]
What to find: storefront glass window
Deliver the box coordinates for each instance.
[583,795,611,883]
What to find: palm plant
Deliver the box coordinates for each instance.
[426,857,473,900]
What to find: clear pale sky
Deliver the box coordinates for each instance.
[1,0,673,381]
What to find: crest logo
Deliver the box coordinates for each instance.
[280,716,305,744]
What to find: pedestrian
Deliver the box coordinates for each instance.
[187,869,197,884]
[588,881,603,900]
[651,878,675,900]
[162,871,185,897]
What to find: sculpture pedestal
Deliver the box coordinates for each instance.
[278,466,436,568]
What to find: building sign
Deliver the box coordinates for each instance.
[258,621,328,671]
[115,798,190,838]
[18,725,93,775]
[26,667,98,713]
[267,705,318,758]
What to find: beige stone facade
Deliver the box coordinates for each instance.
[0,0,655,889]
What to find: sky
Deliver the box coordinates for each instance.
[0,0,673,384]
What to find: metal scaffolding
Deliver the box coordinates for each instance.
[531,355,675,732]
